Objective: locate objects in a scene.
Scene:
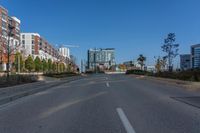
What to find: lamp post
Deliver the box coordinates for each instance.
[6,24,15,78]
[17,53,20,73]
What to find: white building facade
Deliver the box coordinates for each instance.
[58,47,70,59]
[21,33,67,62]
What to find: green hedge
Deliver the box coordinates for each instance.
[126,69,200,82]
[153,70,200,81]
[44,72,78,78]
[85,71,105,74]
[126,69,149,75]
[0,75,38,88]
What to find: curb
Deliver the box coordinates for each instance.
[0,76,84,106]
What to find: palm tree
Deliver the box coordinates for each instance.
[137,54,146,70]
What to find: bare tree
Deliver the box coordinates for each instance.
[161,33,179,72]
[155,56,167,72]
[0,23,21,78]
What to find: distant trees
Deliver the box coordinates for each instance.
[155,56,167,72]
[67,64,72,72]
[119,64,127,71]
[25,55,34,72]
[59,63,65,72]
[42,59,48,72]
[6,53,69,73]
[47,59,52,72]
[161,33,179,72]
[52,62,57,72]
[14,52,24,72]
[137,54,146,70]
[34,56,42,72]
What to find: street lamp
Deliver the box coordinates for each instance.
[6,23,15,78]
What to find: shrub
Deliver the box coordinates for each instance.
[126,69,148,75]
[34,56,42,72]
[25,55,34,72]
[0,75,38,87]
[153,69,200,81]
[44,72,78,78]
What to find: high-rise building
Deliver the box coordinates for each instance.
[180,54,191,70]
[87,48,115,70]
[191,44,200,68]
[0,6,21,71]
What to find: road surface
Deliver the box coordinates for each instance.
[0,74,200,133]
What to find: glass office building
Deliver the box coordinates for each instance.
[191,44,200,68]
[180,54,191,70]
[87,48,115,70]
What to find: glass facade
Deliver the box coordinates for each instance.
[191,44,200,68]
[87,48,115,70]
[180,54,191,70]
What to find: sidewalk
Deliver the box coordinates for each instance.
[0,75,84,106]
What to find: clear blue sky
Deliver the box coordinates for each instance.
[1,0,200,66]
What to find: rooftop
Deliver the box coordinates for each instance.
[191,44,200,48]
[89,48,115,51]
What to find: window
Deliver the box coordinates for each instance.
[2,30,7,36]
[16,23,20,29]
[22,35,25,39]
[22,40,25,44]
[32,40,34,44]
[2,21,7,29]
[31,35,34,39]
[15,41,18,46]
[2,13,7,20]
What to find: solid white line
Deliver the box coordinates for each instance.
[106,82,110,87]
[117,108,136,133]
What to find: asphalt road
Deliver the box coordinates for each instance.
[0,74,200,133]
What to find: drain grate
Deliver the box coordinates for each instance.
[172,96,200,109]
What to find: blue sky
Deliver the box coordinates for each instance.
[1,0,200,66]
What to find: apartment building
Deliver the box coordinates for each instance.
[0,6,21,71]
[21,33,70,64]
[58,47,70,59]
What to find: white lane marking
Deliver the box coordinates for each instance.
[106,82,110,87]
[39,91,107,119]
[117,108,136,133]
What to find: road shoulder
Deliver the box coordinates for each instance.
[129,74,200,92]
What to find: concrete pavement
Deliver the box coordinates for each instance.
[0,74,200,133]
